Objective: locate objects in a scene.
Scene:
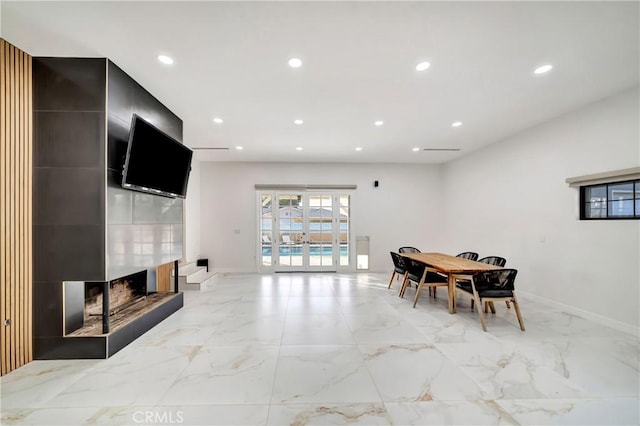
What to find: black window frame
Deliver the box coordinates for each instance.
[580,179,640,220]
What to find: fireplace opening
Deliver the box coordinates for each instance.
[84,270,147,322]
[63,268,182,338]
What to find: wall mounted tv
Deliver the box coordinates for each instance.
[122,114,193,198]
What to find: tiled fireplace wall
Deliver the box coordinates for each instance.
[33,57,184,359]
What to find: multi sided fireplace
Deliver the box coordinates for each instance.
[59,262,183,358]
[63,270,148,336]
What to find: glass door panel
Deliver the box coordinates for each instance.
[260,194,273,267]
[258,191,350,272]
[277,194,305,269]
[339,195,350,266]
[308,194,334,269]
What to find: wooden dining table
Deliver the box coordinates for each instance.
[400,252,501,314]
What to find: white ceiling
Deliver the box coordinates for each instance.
[2,1,638,164]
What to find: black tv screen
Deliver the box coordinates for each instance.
[122,114,192,198]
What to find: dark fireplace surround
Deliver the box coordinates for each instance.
[33,58,184,359]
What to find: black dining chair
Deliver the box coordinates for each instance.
[399,247,421,253]
[400,258,448,308]
[463,256,508,310]
[430,251,478,299]
[388,252,407,289]
[478,256,506,267]
[455,268,525,332]
[456,251,479,261]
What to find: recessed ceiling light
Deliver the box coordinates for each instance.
[355,147,363,151]
[288,58,302,68]
[415,61,430,71]
[452,121,462,127]
[412,147,420,152]
[534,64,553,74]
[235,146,243,150]
[157,55,174,65]
[374,120,384,126]
[296,147,303,151]
[294,119,304,125]
[213,117,223,124]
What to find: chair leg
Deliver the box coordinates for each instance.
[470,299,474,310]
[400,273,410,298]
[488,301,496,314]
[484,301,488,313]
[505,301,511,309]
[388,271,396,289]
[512,294,525,331]
[413,280,425,308]
[399,276,408,297]
[473,294,488,332]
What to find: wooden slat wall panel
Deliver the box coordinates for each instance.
[0,39,33,376]
[1,38,6,375]
[156,262,173,293]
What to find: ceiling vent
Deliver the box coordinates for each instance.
[191,147,230,150]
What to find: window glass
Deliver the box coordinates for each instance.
[584,185,607,218]
[608,182,634,216]
[585,200,606,218]
[608,182,634,201]
[581,180,639,220]
[608,199,634,217]
[586,185,606,201]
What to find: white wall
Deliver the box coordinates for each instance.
[198,162,444,272]
[184,159,201,262]
[440,87,640,328]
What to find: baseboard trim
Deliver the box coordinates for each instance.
[519,290,639,337]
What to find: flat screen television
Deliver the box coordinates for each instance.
[122,114,192,198]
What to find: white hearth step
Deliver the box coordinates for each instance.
[182,271,218,291]
[172,262,217,291]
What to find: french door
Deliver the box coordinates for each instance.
[258,191,351,272]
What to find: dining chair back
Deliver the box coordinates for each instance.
[400,258,426,298]
[399,247,421,253]
[478,256,506,267]
[388,252,407,289]
[475,256,508,308]
[456,251,479,261]
[400,258,448,307]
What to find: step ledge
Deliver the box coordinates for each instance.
[186,271,217,284]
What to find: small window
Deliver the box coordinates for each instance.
[580,179,640,220]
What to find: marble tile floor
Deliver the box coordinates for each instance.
[1,273,638,425]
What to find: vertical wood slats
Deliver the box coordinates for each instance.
[0,39,33,376]
[156,262,173,293]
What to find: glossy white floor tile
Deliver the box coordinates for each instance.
[384,400,519,425]
[271,345,381,403]
[494,398,640,425]
[267,403,392,425]
[1,272,638,425]
[359,343,486,401]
